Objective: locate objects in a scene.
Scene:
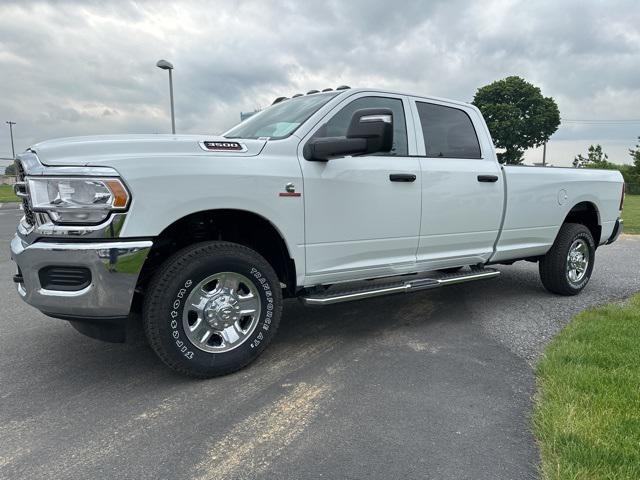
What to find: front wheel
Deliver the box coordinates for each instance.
[143,241,282,378]
[539,223,595,296]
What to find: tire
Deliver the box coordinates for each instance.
[539,223,595,296]
[143,241,282,378]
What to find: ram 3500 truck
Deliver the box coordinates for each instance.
[11,87,624,377]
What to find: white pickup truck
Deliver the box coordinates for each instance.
[11,87,625,377]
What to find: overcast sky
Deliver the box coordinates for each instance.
[1,0,639,167]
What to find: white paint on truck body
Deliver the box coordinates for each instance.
[29,88,624,289]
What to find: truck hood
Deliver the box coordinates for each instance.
[30,134,267,166]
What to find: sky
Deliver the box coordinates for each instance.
[1,0,639,168]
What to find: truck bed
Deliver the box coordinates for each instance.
[492,165,623,262]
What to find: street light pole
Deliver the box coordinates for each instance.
[168,68,175,134]
[6,121,16,158]
[156,59,175,134]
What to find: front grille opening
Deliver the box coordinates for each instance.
[38,266,92,291]
[15,160,35,226]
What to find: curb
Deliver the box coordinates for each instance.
[0,202,20,210]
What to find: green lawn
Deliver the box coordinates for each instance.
[622,194,639,234]
[534,293,640,479]
[0,184,19,202]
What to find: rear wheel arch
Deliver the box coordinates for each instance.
[563,201,601,246]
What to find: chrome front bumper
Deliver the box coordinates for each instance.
[10,235,152,319]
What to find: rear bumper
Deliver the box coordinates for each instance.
[10,235,152,319]
[605,218,623,245]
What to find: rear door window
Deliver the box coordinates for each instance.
[416,102,481,159]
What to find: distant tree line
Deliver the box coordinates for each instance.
[573,139,640,193]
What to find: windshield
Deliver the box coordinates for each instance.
[225,92,339,140]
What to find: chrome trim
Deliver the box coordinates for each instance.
[566,239,589,283]
[18,212,127,244]
[183,272,262,353]
[40,285,92,298]
[360,114,392,123]
[10,235,152,318]
[14,181,28,198]
[302,269,500,305]
[17,150,120,177]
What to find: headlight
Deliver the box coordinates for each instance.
[27,177,130,224]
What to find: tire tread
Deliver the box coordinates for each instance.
[142,241,282,378]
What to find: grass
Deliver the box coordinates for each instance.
[0,184,19,203]
[534,293,640,479]
[622,194,640,234]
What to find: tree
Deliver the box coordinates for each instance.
[626,137,640,190]
[472,76,560,164]
[4,163,16,176]
[629,137,640,172]
[573,144,614,168]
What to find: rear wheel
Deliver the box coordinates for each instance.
[539,223,595,296]
[143,241,282,378]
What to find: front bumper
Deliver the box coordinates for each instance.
[10,235,152,319]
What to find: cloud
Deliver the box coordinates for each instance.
[1,0,639,166]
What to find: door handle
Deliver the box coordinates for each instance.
[477,175,499,183]
[389,173,416,182]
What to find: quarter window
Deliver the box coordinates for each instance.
[313,96,408,156]
[416,102,481,159]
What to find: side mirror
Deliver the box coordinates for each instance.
[346,108,393,154]
[303,108,394,161]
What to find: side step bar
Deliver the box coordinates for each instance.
[301,268,500,306]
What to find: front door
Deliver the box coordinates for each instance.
[298,93,422,284]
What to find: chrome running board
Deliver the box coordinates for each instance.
[301,268,500,306]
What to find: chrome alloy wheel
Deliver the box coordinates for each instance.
[183,272,262,353]
[566,239,590,284]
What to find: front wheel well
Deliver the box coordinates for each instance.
[135,209,297,298]
[563,202,601,245]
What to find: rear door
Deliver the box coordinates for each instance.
[298,93,422,284]
[410,99,504,269]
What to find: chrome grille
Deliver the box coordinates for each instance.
[14,160,35,226]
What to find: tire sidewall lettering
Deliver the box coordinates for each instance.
[169,279,196,361]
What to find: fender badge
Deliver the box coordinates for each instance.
[279,182,301,197]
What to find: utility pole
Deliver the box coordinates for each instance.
[542,141,547,167]
[6,121,16,158]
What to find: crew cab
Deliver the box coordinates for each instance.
[10,87,625,377]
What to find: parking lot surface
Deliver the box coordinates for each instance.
[1,207,639,479]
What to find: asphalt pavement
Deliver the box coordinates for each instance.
[1,206,639,480]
